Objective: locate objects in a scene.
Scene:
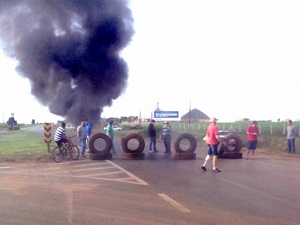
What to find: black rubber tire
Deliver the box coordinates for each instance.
[222,134,243,153]
[88,133,112,154]
[121,133,145,153]
[70,145,80,160]
[52,147,63,163]
[173,152,196,160]
[174,133,197,153]
[122,152,145,160]
[89,152,112,160]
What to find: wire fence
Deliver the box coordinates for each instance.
[171,121,299,136]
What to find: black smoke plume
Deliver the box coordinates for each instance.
[0,0,134,124]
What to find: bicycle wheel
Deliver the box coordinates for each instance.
[52,147,63,163]
[70,144,80,160]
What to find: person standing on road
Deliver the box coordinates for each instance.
[246,120,260,159]
[160,121,172,153]
[54,122,68,151]
[148,119,158,152]
[86,121,94,152]
[106,120,116,155]
[201,117,221,172]
[77,118,88,157]
[287,120,297,154]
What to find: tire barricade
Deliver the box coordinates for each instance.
[87,132,243,160]
[173,133,197,160]
[88,133,112,160]
[121,133,145,160]
[218,134,243,159]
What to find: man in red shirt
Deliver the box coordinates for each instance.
[202,117,222,172]
[246,121,259,159]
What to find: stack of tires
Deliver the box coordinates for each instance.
[88,133,112,160]
[219,134,243,159]
[173,133,197,160]
[121,133,145,160]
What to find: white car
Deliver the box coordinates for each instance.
[66,124,75,129]
[104,125,123,131]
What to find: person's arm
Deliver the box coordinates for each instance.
[77,127,81,141]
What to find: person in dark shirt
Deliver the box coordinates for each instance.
[148,119,158,152]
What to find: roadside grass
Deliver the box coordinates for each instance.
[0,130,51,163]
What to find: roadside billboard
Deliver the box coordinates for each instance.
[153,110,180,121]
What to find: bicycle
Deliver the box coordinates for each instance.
[52,136,80,163]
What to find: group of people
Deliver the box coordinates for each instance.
[55,117,297,167]
[149,117,297,173]
[54,119,116,158]
[54,119,94,158]
[148,119,172,153]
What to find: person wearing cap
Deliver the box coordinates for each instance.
[246,121,260,159]
[202,117,221,172]
[77,118,88,157]
[160,121,172,153]
[148,119,158,152]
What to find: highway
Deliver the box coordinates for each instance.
[0,125,299,224]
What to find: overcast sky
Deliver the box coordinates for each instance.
[1,0,300,124]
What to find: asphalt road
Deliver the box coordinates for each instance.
[1,127,300,224]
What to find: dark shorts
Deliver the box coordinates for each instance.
[55,138,68,147]
[248,140,257,150]
[207,144,219,156]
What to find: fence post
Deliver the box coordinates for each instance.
[270,123,272,135]
[283,124,286,135]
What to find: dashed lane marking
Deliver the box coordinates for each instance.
[0,166,11,169]
[158,193,191,213]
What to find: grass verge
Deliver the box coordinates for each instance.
[0,130,51,163]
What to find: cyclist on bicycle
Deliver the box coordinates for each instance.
[54,122,68,150]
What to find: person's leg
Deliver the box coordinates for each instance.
[288,139,292,153]
[81,138,87,156]
[111,138,116,154]
[212,155,217,168]
[163,136,167,152]
[166,136,171,152]
[246,141,251,159]
[153,137,158,152]
[202,145,212,171]
[291,138,295,153]
[251,141,257,159]
[86,136,90,152]
[211,144,220,171]
[149,137,154,151]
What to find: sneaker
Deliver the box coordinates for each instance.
[80,155,86,158]
[149,150,153,153]
[213,168,221,172]
[201,166,207,171]
[154,149,158,152]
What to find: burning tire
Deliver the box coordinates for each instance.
[121,133,145,153]
[222,134,243,153]
[88,133,112,154]
[174,133,197,153]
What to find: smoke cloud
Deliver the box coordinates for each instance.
[0,0,134,124]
